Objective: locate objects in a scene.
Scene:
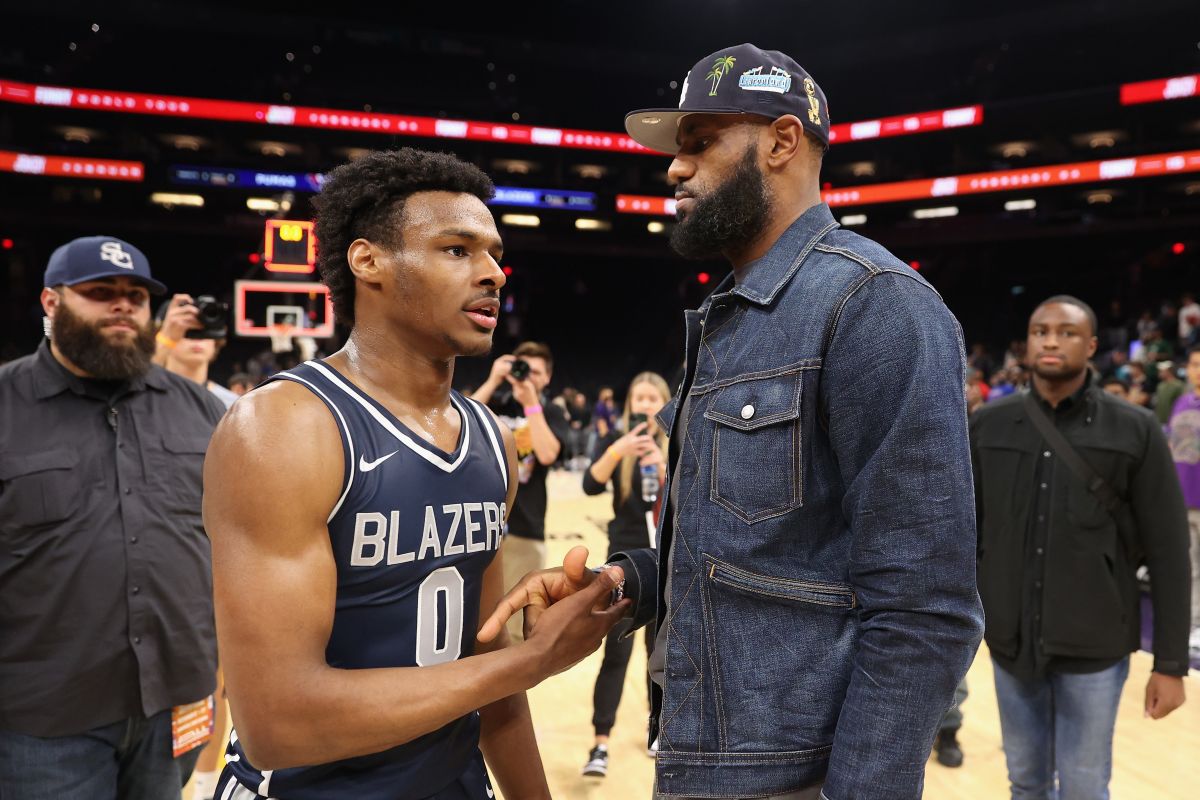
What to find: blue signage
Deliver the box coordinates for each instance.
[170,166,324,192]
[170,165,595,211]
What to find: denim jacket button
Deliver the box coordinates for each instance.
[741,404,755,420]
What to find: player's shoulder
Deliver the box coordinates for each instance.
[212,377,340,458]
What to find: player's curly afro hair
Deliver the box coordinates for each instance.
[313,148,494,326]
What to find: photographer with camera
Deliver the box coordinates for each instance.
[0,236,225,799]
[155,295,238,409]
[472,342,570,641]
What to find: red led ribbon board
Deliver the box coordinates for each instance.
[264,219,316,274]
[821,148,1200,207]
[0,79,984,154]
[0,149,143,180]
[1120,74,1199,105]
[616,195,677,216]
[619,149,1200,214]
[827,105,982,143]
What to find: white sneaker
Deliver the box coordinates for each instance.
[1189,628,1200,659]
[581,745,608,777]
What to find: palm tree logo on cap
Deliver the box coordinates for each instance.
[707,56,736,97]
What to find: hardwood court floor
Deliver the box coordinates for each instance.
[524,470,1199,800]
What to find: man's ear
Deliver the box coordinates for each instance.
[41,287,61,320]
[765,114,806,169]
[347,239,384,287]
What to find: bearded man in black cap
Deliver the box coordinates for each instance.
[483,44,984,800]
[0,236,225,800]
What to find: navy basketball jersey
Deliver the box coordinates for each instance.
[222,359,508,800]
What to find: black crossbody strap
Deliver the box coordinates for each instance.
[1021,391,1140,562]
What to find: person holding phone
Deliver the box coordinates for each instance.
[579,373,672,779]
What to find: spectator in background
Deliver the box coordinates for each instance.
[988,368,1017,402]
[227,373,254,396]
[1166,344,1200,661]
[1155,361,1185,426]
[593,386,616,438]
[580,372,671,779]
[155,297,238,409]
[1099,347,1130,381]
[972,295,1189,800]
[1178,293,1200,346]
[1101,375,1131,401]
[968,342,995,381]
[589,386,617,466]
[0,237,224,798]
[969,367,991,403]
[1143,324,1174,365]
[567,390,593,469]
[1003,339,1026,372]
[472,341,570,641]
[1128,361,1152,404]
[1137,310,1158,343]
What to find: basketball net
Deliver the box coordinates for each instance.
[269,323,294,354]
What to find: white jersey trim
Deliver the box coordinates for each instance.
[275,373,356,523]
[306,361,472,474]
[465,397,508,488]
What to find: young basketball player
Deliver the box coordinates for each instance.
[203,148,628,799]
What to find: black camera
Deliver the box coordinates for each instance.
[187,295,229,340]
[510,358,531,381]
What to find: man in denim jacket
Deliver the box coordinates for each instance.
[481,44,984,799]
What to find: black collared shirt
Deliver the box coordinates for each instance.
[0,341,225,736]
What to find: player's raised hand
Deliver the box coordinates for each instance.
[478,545,597,643]
[522,565,630,676]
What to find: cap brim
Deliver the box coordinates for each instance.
[61,270,168,295]
[624,107,746,154]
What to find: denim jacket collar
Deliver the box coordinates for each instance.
[714,203,840,308]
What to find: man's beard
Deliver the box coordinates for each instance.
[670,144,772,260]
[52,301,156,381]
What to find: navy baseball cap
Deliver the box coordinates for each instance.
[43,236,167,295]
[625,43,830,155]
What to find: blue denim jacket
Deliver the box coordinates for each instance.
[615,204,984,799]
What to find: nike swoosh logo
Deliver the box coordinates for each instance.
[359,450,399,472]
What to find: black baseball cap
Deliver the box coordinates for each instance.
[43,235,167,295]
[625,43,830,155]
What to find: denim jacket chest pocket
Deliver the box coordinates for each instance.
[703,372,803,524]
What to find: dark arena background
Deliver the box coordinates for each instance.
[1,1,1197,798]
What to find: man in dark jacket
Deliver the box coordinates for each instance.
[971,295,1190,799]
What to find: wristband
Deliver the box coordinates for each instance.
[606,446,623,462]
[155,332,178,349]
[523,404,543,416]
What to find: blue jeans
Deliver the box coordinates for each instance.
[0,711,201,800]
[992,657,1130,800]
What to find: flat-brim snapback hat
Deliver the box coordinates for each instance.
[625,43,830,155]
[43,235,167,295]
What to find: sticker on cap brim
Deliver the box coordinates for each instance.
[739,66,792,94]
[641,116,663,125]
